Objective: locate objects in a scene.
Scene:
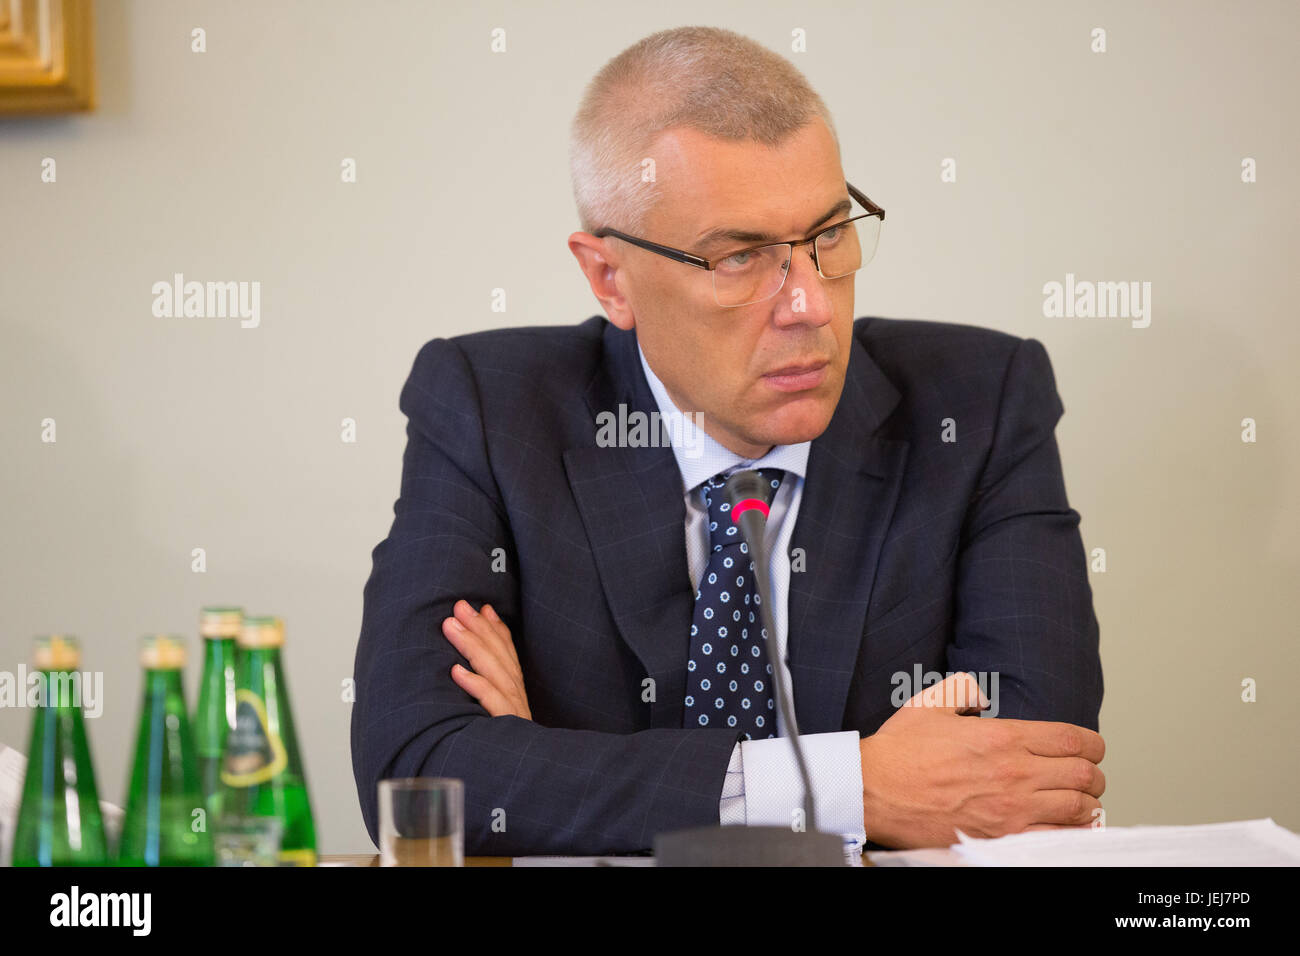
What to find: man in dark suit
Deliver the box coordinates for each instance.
[350,28,1105,856]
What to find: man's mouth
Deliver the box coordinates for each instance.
[761,360,829,392]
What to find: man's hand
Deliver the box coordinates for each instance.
[441,600,532,720]
[859,672,1105,848]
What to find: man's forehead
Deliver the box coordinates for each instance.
[647,125,846,248]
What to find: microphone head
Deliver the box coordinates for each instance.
[723,470,773,525]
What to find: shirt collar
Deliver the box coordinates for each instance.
[637,340,810,495]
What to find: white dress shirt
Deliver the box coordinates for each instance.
[637,344,866,845]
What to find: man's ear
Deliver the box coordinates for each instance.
[568,233,635,331]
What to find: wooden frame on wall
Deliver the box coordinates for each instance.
[0,0,95,114]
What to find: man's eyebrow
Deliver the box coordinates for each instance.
[693,197,854,252]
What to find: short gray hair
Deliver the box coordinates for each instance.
[568,26,840,238]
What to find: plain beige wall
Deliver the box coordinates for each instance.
[1,0,1296,854]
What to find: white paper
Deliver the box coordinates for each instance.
[950,818,1300,867]
[0,742,124,865]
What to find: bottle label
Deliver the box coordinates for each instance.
[220,689,288,787]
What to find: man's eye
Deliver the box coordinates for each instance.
[720,251,754,269]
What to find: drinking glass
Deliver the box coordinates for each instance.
[214,816,284,867]
[378,778,464,867]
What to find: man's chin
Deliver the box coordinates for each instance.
[750,397,838,447]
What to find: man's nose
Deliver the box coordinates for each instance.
[775,242,834,323]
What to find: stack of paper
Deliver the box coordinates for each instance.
[950,819,1300,866]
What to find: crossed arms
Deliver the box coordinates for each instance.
[350,333,1105,854]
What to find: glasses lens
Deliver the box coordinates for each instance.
[713,243,792,308]
[710,215,882,307]
[816,217,875,279]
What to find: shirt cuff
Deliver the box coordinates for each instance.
[717,730,864,843]
[719,741,746,826]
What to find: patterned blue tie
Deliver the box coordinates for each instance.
[684,468,784,740]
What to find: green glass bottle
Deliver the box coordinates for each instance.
[12,635,109,866]
[194,606,242,819]
[117,635,214,866]
[218,616,317,866]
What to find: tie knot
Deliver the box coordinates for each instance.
[700,468,784,549]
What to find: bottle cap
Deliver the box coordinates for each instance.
[140,634,187,669]
[238,616,285,648]
[33,635,80,670]
[200,606,244,638]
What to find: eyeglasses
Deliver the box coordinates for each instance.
[593,181,884,308]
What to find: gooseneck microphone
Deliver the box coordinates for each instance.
[655,468,843,864]
[722,470,818,833]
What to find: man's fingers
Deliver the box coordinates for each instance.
[454,600,516,660]
[454,599,500,641]
[1021,822,1096,832]
[452,601,516,672]
[1027,790,1103,827]
[1014,720,1106,763]
[442,614,520,698]
[1029,755,1106,798]
[479,603,521,665]
[906,672,989,714]
[450,663,512,717]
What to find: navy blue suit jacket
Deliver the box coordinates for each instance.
[350,315,1103,854]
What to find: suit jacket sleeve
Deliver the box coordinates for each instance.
[946,337,1103,730]
[350,338,739,855]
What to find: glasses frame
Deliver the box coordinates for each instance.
[593,181,885,308]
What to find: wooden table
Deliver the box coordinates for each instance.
[319,854,512,866]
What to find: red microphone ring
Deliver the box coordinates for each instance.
[731,498,770,521]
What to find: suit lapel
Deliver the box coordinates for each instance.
[563,323,695,730]
[787,331,908,734]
